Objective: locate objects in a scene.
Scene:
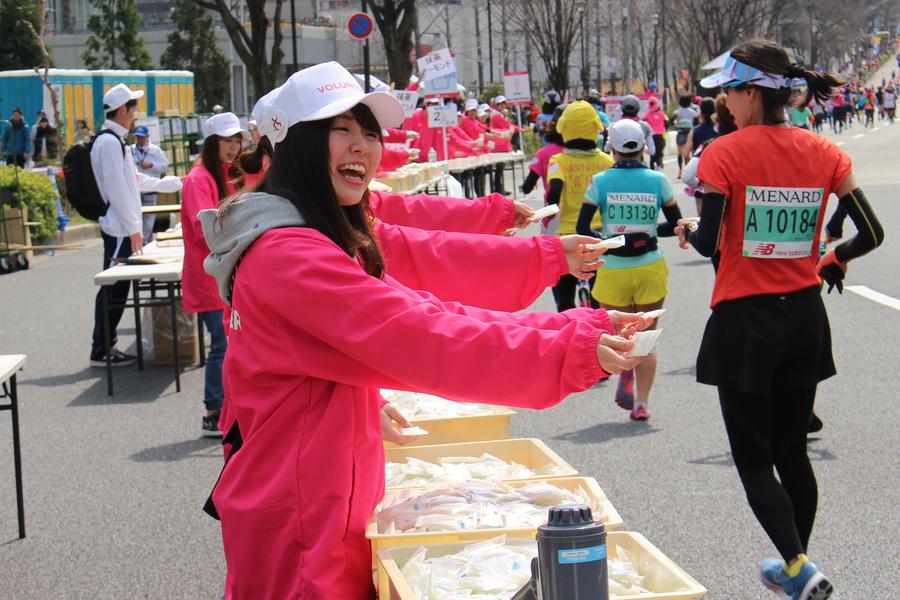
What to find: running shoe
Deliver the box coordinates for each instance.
[202,411,224,438]
[808,412,824,434]
[629,404,650,421]
[614,369,635,410]
[761,557,834,600]
[89,348,137,368]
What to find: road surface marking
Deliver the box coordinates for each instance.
[846,285,900,312]
[872,127,879,131]
[852,134,864,139]
[664,158,677,164]
[835,141,845,146]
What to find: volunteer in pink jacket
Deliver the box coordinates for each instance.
[180,113,248,437]
[199,61,651,599]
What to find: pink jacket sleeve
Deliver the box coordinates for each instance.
[240,229,609,408]
[376,220,571,311]
[368,190,515,234]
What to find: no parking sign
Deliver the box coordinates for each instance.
[348,13,374,40]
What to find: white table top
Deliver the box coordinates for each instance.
[93,240,185,286]
[141,204,182,214]
[0,354,26,383]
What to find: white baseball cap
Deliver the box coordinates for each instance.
[493,95,507,104]
[464,98,478,111]
[608,119,646,153]
[203,112,249,141]
[103,83,144,112]
[254,61,404,146]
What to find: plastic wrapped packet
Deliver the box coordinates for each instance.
[380,389,504,419]
[385,453,569,488]
[376,481,598,534]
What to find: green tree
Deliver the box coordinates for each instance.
[368,0,417,88]
[0,0,46,70]
[82,0,153,69]
[160,0,230,112]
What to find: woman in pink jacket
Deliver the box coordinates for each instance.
[180,113,248,436]
[200,62,649,599]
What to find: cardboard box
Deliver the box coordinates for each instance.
[151,301,199,366]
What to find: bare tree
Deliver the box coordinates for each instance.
[21,0,64,157]
[192,0,285,97]
[509,0,585,93]
[368,0,418,88]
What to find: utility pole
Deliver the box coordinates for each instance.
[110,0,117,68]
[622,0,631,94]
[487,0,494,83]
[361,0,370,90]
[661,0,668,104]
[501,0,509,73]
[290,0,298,73]
[444,0,452,49]
[474,0,484,91]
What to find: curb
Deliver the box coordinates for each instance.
[52,223,100,245]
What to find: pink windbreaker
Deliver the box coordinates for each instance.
[214,227,613,599]
[180,163,235,313]
[528,142,565,202]
[368,190,515,234]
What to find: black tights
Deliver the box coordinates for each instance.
[551,273,599,312]
[718,385,818,562]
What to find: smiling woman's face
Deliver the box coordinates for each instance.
[328,110,382,206]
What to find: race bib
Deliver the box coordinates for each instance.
[606,192,658,234]
[743,186,823,258]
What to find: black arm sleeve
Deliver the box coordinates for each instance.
[521,170,540,195]
[657,202,684,237]
[687,192,726,257]
[825,203,849,239]
[546,179,564,206]
[576,203,602,238]
[833,188,884,263]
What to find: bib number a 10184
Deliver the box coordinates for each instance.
[743,186,823,259]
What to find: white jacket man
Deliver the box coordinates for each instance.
[130,125,169,242]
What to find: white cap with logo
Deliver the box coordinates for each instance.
[203,112,250,141]
[464,98,478,111]
[608,119,646,153]
[254,61,404,146]
[103,83,144,112]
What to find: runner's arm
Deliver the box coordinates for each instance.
[832,174,884,263]
[684,186,726,257]
[521,170,540,195]
[576,203,602,239]
[546,179,564,206]
[656,199,683,237]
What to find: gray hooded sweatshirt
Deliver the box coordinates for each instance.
[200,192,306,306]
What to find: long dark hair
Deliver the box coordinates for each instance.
[201,134,244,200]
[241,103,385,278]
[239,137,273,175]
[730,39,845,125]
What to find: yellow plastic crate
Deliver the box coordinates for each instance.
[384,409,516,448]
[384,438,578,491]
[368,476,623,594]
[376,531,706,600]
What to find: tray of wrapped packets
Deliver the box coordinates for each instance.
[384,438,578,491]
[376,532,706,600]
[368,477,623,591]
[381,390,516,448]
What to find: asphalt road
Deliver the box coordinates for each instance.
[0,113,897,599]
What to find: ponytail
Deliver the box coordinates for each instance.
[239,137,273,175]
[786,63,846,105]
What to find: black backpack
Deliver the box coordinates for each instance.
[62,130,125,221]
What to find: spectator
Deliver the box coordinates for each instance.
[130,125,169,243]
[89,83,183,367]
[1,108,33,167]
[32,116,58,161]
[73,119,92,145]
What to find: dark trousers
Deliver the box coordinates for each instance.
[491,164,505,194]
[650,134,666,169]
[718,385,818,562]
[3,154,26,168]
[551,273,599,312]
[91,232,134,355]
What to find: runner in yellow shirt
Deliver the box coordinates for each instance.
[546,101,614,311]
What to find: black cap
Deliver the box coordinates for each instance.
[547,505,594,527]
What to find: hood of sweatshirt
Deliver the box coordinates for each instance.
[200,191,305,306]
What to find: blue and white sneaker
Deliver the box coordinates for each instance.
[760,557,834,600]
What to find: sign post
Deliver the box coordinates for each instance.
[427,102,456,169]
[503,70,531,152]
[348,11,375,90]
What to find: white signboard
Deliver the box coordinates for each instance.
[421,71,458,97]
[135,116,161,143]
[391,91,420,117]
[426,104,458,128]
[503,71,531,104]
[417,48,456,82]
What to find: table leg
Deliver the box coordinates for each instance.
[102,286,113,396]
[197,313,206,367]
[132,280,144,370]
[10,374,25,539]
[169,283,181,393]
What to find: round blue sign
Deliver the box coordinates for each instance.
[348,12,374,40]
